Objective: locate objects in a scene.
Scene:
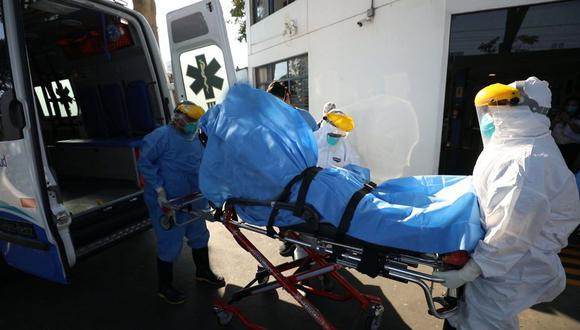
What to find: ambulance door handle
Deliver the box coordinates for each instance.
[9,99,25,131]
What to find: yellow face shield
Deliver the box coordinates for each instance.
[176,102,205,120]
[325,112,355,132]
[474,83,521,108]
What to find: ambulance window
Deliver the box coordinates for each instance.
[171,12,208,43]
[0,4,24,141]
[34,79,78,118]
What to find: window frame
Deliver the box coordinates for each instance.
[254,53,308,109]
[252,0,297,25]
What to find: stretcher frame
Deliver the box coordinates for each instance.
[160,194,214,229]
[166,193,462,329]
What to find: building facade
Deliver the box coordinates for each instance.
[245,0,580,181]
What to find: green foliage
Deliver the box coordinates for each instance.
[229,0,246,42]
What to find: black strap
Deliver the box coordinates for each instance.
[266,166,320,237]
[356,248,382,278]
[335,183,375,243]
[293,167,322,217]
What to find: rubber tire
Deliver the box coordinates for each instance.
[215,309,233,326]
[0,256,7,280]
[364,305,384,330]
[257,275,270,285]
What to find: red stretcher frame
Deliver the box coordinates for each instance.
[212,207,386,330]
[162,194,465,329]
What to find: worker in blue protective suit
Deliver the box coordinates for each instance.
[139,101,225,305]
[434,77,580,329]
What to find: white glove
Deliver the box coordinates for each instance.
[433,259,481,289]
[156,187,168,208]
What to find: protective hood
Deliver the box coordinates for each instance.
[509,76,551,113]
[322,102,337,115]
[489,106,551,140]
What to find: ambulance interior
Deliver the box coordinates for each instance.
[22,0,166,252]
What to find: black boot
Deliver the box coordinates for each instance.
[192,248,225,287]
[157,258,186,304]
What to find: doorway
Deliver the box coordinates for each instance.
[439,0,580,175]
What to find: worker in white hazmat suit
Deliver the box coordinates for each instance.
[293,109,361,262]
[434,77,580,329]
[314,110,361,168]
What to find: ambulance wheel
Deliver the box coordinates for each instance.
[364,304,384,330]
[214,307,233,326]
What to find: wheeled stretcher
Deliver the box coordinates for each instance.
[164,193,470,330]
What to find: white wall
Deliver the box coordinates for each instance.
[246,0,556,181]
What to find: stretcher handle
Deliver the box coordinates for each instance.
[225,198,321,226]
[387,270,458,319]
[162,192,205,211]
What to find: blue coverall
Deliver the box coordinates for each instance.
[138,125,209,262]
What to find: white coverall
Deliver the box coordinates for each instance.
[314,122,360,168]
[449,107,580,329]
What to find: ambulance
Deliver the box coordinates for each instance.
[0,0,234,283]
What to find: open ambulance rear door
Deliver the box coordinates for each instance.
[167,0,236,110]
[0,0,72,284]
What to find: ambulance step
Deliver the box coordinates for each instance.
[75,219,150,258]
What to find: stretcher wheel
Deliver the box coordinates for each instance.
[256,266,270,285]
[364,304,384,330]
[257,275,270,285]
[214,308,233,326]
[320,275,335,292]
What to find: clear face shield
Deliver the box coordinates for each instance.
[475,104,495,146]
[173,112,199,140]
[474,83,521,146]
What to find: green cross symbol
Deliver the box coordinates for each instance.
[186,54,224,100]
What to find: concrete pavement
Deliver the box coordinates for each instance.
[1,223,579,329]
